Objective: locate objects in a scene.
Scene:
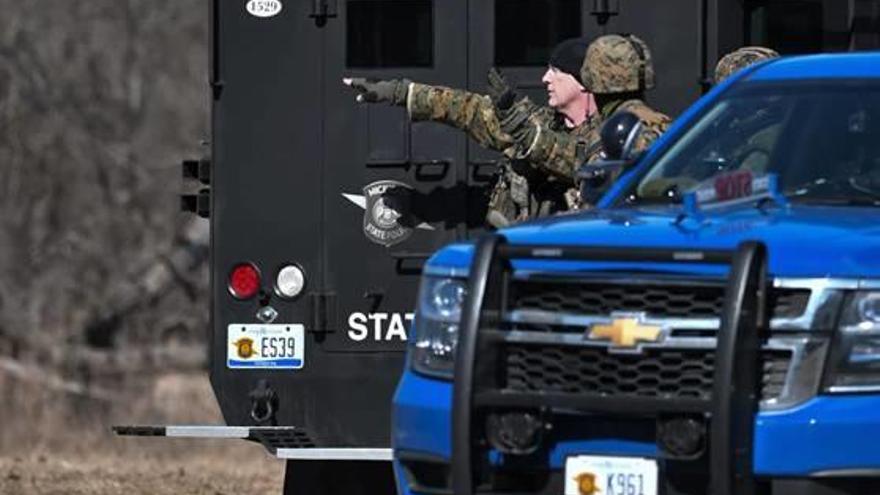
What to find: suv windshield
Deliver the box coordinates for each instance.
[620,80,880,207]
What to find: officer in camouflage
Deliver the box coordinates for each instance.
[343,37,597,228]
[498,34,671,208]
[713,46,781,173]
[714,46,780,83]
[637,45,782,199]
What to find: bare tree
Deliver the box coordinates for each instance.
[0,0,210,379]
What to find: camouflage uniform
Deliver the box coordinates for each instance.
[714,46,780,83]
[520,97,669,174]
[406,82,534,155]
[638,47,782,200]
[504,34,671,207]
[405,82,596,226]
[713,47,782,172]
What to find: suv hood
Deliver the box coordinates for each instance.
[497,204,880,278]
[428,205,880,279]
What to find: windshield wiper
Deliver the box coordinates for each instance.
[787,176,880,203]
[787,196,880,207]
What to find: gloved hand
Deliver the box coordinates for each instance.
[487,67,518,110]
[489,68,537,154]
[343,77,411,105]
[497,99,539,152]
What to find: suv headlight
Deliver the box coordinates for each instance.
[825,291,880,392]
[409,277,467,380]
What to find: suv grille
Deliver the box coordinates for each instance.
[504,344,792,403]
[510,281,809,319]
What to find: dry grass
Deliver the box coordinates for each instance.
[0,448,284,495]
[0,370,286,494]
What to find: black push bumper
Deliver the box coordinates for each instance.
[452,236,770,495]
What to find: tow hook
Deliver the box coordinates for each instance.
[249,379,279,425]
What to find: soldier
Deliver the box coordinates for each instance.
[497,34,672,208]
[714,46,780,83]
[637,46,782,199]
[343,37,598,228]
[713,46,782,173]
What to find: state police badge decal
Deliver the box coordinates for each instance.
[362,180,414,247]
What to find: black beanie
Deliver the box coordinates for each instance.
[548,37,591,85]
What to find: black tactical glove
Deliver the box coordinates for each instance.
[488,67,538,150]
[497,99,539,153]
[344,77,411,105]
[487,67,519,110]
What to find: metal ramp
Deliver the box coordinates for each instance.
[113,425,391,461]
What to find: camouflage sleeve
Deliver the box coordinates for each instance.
[516,116,599,181]
[407,82,542,153]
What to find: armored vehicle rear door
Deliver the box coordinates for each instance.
[743,0,880,53]
[210,0,329,436]
[209,0,469,449]
[321,0,469,353]
[604,0,705,115]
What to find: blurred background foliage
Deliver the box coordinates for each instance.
[0,0,215,450]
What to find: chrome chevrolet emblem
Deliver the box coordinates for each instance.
[587,312,666,349]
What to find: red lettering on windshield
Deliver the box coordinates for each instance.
[714,170,753,201]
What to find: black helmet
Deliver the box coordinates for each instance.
[600,111,643,160]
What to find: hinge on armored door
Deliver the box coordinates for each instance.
[310,0,338,27]
[308,291,337,335]
[590,0,619,26]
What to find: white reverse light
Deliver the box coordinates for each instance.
[275,265,306,299]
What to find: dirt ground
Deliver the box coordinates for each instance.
[0,445,285,495]
[0,371,288,494]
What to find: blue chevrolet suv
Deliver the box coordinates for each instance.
[393,52,880,495]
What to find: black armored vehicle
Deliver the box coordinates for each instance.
[116,0,879,493]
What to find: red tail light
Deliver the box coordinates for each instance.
[229,263,260,299]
